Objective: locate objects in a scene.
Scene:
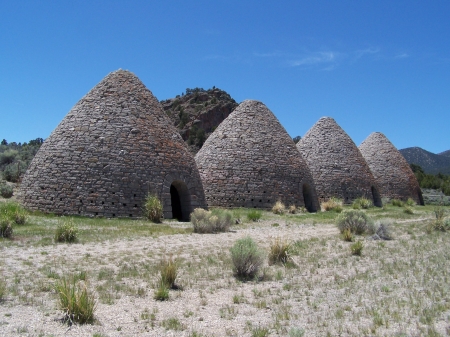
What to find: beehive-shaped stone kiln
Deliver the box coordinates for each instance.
[297,117,382,206]
[195,100,319,211]
[359,132,424,205]
[19,70,206,220]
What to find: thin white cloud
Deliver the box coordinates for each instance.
[394,53,409,59]
[289,52,337,67]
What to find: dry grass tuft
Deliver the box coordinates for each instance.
[272,201,286,215]
[268,237,291,265]
[321,197,343,212]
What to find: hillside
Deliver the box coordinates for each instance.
[439,149,450,157]
[399,147,450,175]
[160,87,238,154]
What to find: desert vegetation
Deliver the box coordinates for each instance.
[0,199,449,336]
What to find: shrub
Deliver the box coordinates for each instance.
[342,228,353,242]
[405,198,416,206]
[391,199,404,207]
[272,201,286,215]
[144,194,163,223]
[247,209,262,222]
[321,197,343,212]
[159,256,178,289]
[0,216,13,239]
[403,206,414,214]
[376,222,393,240]
[350,240,364,256]
[230,237,264,280]
[191,208,232,233]
[55,218,78,243]
[336,209,373,235]
[0,201,27,225]
[268,237,291,265]
[288,205,297,214]
[0,184,13,198]
[55,275,96,324]
[352,197,373,209]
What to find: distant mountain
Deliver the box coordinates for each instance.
[160,87,238,154]
[399,147,450,175]
[439,149,450,157]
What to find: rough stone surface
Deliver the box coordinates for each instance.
[359,132,424,205]
[195,100,320,211]
[297,117,382,206]
[18,70,206,220]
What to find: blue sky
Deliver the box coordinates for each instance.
[1,1,449,153]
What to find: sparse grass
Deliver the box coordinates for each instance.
[268,237,291,265]
[161,317,184,331]
[391,199,404,207]
[230,237,264,280]
[272,201,286,215]
[55,217,78,243]
[247,209,262,222]
[143,193,163,223]
[321,197,343,212]
[54,274,96,324]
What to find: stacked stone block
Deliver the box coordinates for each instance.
[297,117,382,206]
[18,70,206,219]
[359,132,424,205]
[195,100,319,211]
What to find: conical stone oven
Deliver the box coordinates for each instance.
[19,70,206,220]
[359,132,424,205]
[195,100,319,212]
[297,117,382,206]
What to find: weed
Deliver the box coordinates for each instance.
[405,198,416,206]
[391,199,404,207]
[154,280,169,301]
[434,206,445,221]
[247,210,262,222]
[268,237,291,265]
[352,197,373,209]
[336,209,373,235]
[321,197,343,212]
[55,217,78,243]
[0,216,13,238]
[161,317,184,331]
[272,201,286,215]
[143,194,163,223]
[350,240,364,256]
[403,206,414,214]
[230,237,264,280]
[342,228,353,242]
[54,274,96,324]
[159,256,178,289]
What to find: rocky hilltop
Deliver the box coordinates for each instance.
[400,147,450,175]
[161,87,238,154]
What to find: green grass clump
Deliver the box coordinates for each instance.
[191,208,232,233]
[403,206,414,214]
[55,274,96,324]
[247,209,262,222]
[143,194,163,223]
[268,237,291,265]
[321,197,343,212]
[336,209,373,235]
[405,198,416,206]
[0,216,13,238]
[342,228,353,242]
[350,240,364,256]
[154,280,169,301]
[352,197,373,209]
[230,237,264,280]
[55,218,78,243]
[391,199,404,207]
[0,201,27,225]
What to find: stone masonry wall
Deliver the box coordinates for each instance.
[18,70,206,219]
[359,132,424,205]
[297,117,382,206]
[195,100,320,211]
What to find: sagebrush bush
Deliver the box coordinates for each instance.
[191,208,232,233]
[272,201,286,215]
[0,183,13,198]
[247,209,262,222]
[376,222,393,240]
[352,197,373,209]
[405,198,416,206]
[159,256,178,289]
[350,240,364,256]
[336,209,373,235]
[144,194,163,223]
[0,216,13,239]
[230,237,264,280]
[55,218,78,243]
[321,197,343,212]
[391,199,404,207]
[268,237,291,265]
[0,201,27,225]
[55,275,96,324]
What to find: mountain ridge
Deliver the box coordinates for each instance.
[399,147,450,175]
